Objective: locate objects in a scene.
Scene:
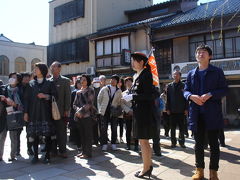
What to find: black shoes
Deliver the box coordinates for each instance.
[134,146,139,152]
[31,157,39,164]
[43,158,50,164]
[171,144,176,148]
[8,157,16,162]
[126,145,131,150]
[135,165,153,179]
[180,144,186,148]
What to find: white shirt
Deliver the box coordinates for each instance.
[109,85,116,98]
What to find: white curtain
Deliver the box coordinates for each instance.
[104,39,112,55]
[113,38,120,53]
[96,41,103,56]
[121,36,129,50]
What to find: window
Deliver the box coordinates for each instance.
[113,38,120,53]
[189,30,240,61]
[54,0,84,26]
[154,40,172,75]
[31,58,41,71]
[47,37,89,66]
[121,36,129,50]
[95,35,130,68]
[15,57,26,73]
[112,56,121,66]
[0,55,9,75]
[104,40,112,55]
[206,32,224,59]
[189,35,204,61]
[96,41,103,56]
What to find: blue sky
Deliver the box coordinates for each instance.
[0,0,216,46]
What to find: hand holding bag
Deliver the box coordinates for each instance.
[52,96,61,120]
[6,110,24,130]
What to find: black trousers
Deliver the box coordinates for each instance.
[33,136,51,159]
[92,119,99,145]
[125,116,138,148]
[52,119,67,154]
[219,129,225,145]
[153,110,161,154]
[100,113,118,145]
[118,118,124,138]
[194,114,220,171]
[162,112,170,136]
[16,129,22,154]
[77,117,93,157]
[170,113,185,145]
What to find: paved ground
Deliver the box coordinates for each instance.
[0,128,240,180]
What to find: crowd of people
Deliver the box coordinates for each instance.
[0,45,228,180]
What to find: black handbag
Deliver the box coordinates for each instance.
[6,111,24,130]
[110,105,122,117]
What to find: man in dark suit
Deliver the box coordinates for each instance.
[166,70,188,148]
[50,61,71,158]
[184,44,228,180]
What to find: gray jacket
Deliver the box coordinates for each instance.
[51,75,71,117]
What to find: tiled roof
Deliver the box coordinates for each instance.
[0,34,13,42]
[152,0,240,29]
[88,13,176,39]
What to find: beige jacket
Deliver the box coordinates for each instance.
[97,85,122,116]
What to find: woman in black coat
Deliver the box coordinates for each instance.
[24,63,57,164]
[122,52,155,178]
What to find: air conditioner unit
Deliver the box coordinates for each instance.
[86,66,95,75]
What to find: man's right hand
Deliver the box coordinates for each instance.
[189,95,204,106]
[166,110,170,115]
[24,113,29,122]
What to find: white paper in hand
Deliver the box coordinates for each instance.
[122,94,133,102]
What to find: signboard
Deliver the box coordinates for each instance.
[171,58,240,78]
[121,49,131,64]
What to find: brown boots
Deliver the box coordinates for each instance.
[192,168,204,180]
[192,168,219,180]
[209,169,219,180]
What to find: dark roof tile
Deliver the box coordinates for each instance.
[152,0,240,29]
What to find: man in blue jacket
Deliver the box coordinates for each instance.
[184,44,228,180]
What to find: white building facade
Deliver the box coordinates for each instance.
[0,34,47,84]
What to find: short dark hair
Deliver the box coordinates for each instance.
[124,76,133,83]
[195,44,213,56]
[111,74,120,83]
[35,63,49,78]
[80,74,91,87]
[74,78,81,89]
[21,72,31,78]
[173,70,182,77]
[51,61,61,68]
[9,72,22,85]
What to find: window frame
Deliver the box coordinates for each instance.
[95,35,130,68]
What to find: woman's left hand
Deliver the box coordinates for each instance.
[75,112,83,118]
[37,93,47,99]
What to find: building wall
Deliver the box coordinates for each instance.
[49,0,95,44]
[49,0,152,45]
[49,0,152,77]
[0,41,46,83]
[173,37,189,63]
[96,0,152,30]
[61,41,96,76]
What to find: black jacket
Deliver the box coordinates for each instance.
[0,85,7,133]
[132,68,155,139]
[166,81,188,114]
